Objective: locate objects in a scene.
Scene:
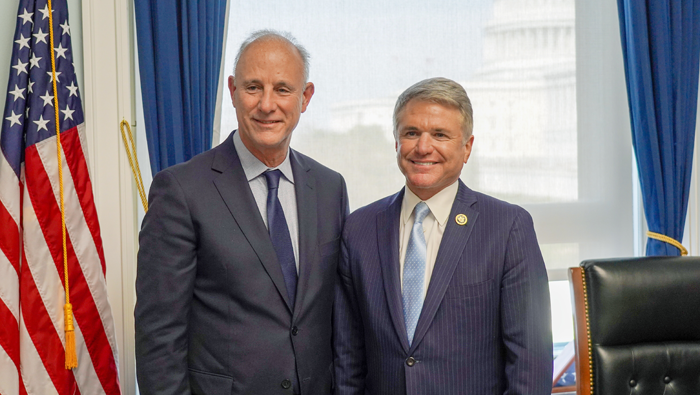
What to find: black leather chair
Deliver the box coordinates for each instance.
[569,257,700,395]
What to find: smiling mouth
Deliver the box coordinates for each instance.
[411,160,437,166]
[254,119,280,125]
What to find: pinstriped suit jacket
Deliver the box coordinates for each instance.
[333,181,552,395]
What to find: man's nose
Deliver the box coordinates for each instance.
[258,90,276,113]
[415,133,434,154]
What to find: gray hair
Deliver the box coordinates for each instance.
[393,77,473,141]
[234,29,310,83]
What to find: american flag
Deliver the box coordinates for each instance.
[0,0,121,394]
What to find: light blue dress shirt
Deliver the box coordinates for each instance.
[233,131,300,271]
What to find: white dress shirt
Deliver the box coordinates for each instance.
[233,131,299,271]
[399,181,459,298]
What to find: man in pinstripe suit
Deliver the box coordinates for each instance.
[333,77,552,394]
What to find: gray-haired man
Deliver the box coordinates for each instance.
[136,30,348,395]
[333,77,552,395]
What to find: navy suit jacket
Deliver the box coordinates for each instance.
[135,131,348,395]
[333,181,552,395]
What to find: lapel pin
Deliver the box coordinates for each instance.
[455,214,468,226]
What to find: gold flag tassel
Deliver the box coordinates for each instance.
[46,0,77,369]
[64,303,77,368]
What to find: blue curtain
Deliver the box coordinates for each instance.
[135,0,227,175]
[617,0,700,256]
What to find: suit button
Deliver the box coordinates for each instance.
[664,376,671,384]
[291,326,299,336]
[281,379,292,389]
[406,357,416,367]
[629,379,637,387]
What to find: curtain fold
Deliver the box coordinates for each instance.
[617,0,700,256]
[135,0,228,175]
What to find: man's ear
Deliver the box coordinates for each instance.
[301,82,315,113]
[228,75,236,107]
[463,135,474,163]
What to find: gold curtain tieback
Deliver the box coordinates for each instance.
[120,119,149,212]
[647,231,688,256]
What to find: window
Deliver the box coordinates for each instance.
[219,0,634,351]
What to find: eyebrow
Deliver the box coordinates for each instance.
[275,81,297,91]
[242,79,297,90]
[401,126,448,133]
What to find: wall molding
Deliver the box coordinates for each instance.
[81,0,137,393]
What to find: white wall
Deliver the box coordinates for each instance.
[0,3,19,100]
[81,0,138,392]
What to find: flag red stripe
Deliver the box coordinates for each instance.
[0,298,19,369]
[24,144,120,395]
[19,248,77,395]
[60,127,107,275]
[20,375,28,395]
[0,202,20,277]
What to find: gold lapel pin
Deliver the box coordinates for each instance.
[455,214,468,226]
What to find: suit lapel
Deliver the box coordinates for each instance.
[410,181,479,352]
[212,133,293,311]
[290,150,317,318]
[377,189,411,352]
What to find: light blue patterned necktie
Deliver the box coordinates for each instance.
[403,201,430,346]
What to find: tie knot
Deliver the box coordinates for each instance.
[413,202,430,225]
[264,169,282,190]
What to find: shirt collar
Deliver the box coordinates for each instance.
[401,181,459,227]
[233,130,295,184]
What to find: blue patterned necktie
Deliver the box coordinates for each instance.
[264,170,297,308]
[403,201,430,346]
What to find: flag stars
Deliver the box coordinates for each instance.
[18,9,33,25]
[60,21,71,36]
[54,43,68,59]
[38,5,53,20]
[34,115,50,132]
[28,80,35,93]
[61,105,75,121]
[5,111,22,127]
[9,85,25,101]
[15,34,30,50]
[12,59,28,76]
[66,81,78,97]
[33,28,48,44]
[40,91,54,107]
[29,54,42,69]
[47,71,61,83]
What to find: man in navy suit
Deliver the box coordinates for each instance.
[334,77,552,395]
[136,31,348,394]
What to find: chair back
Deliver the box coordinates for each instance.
[569,257,700,395]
